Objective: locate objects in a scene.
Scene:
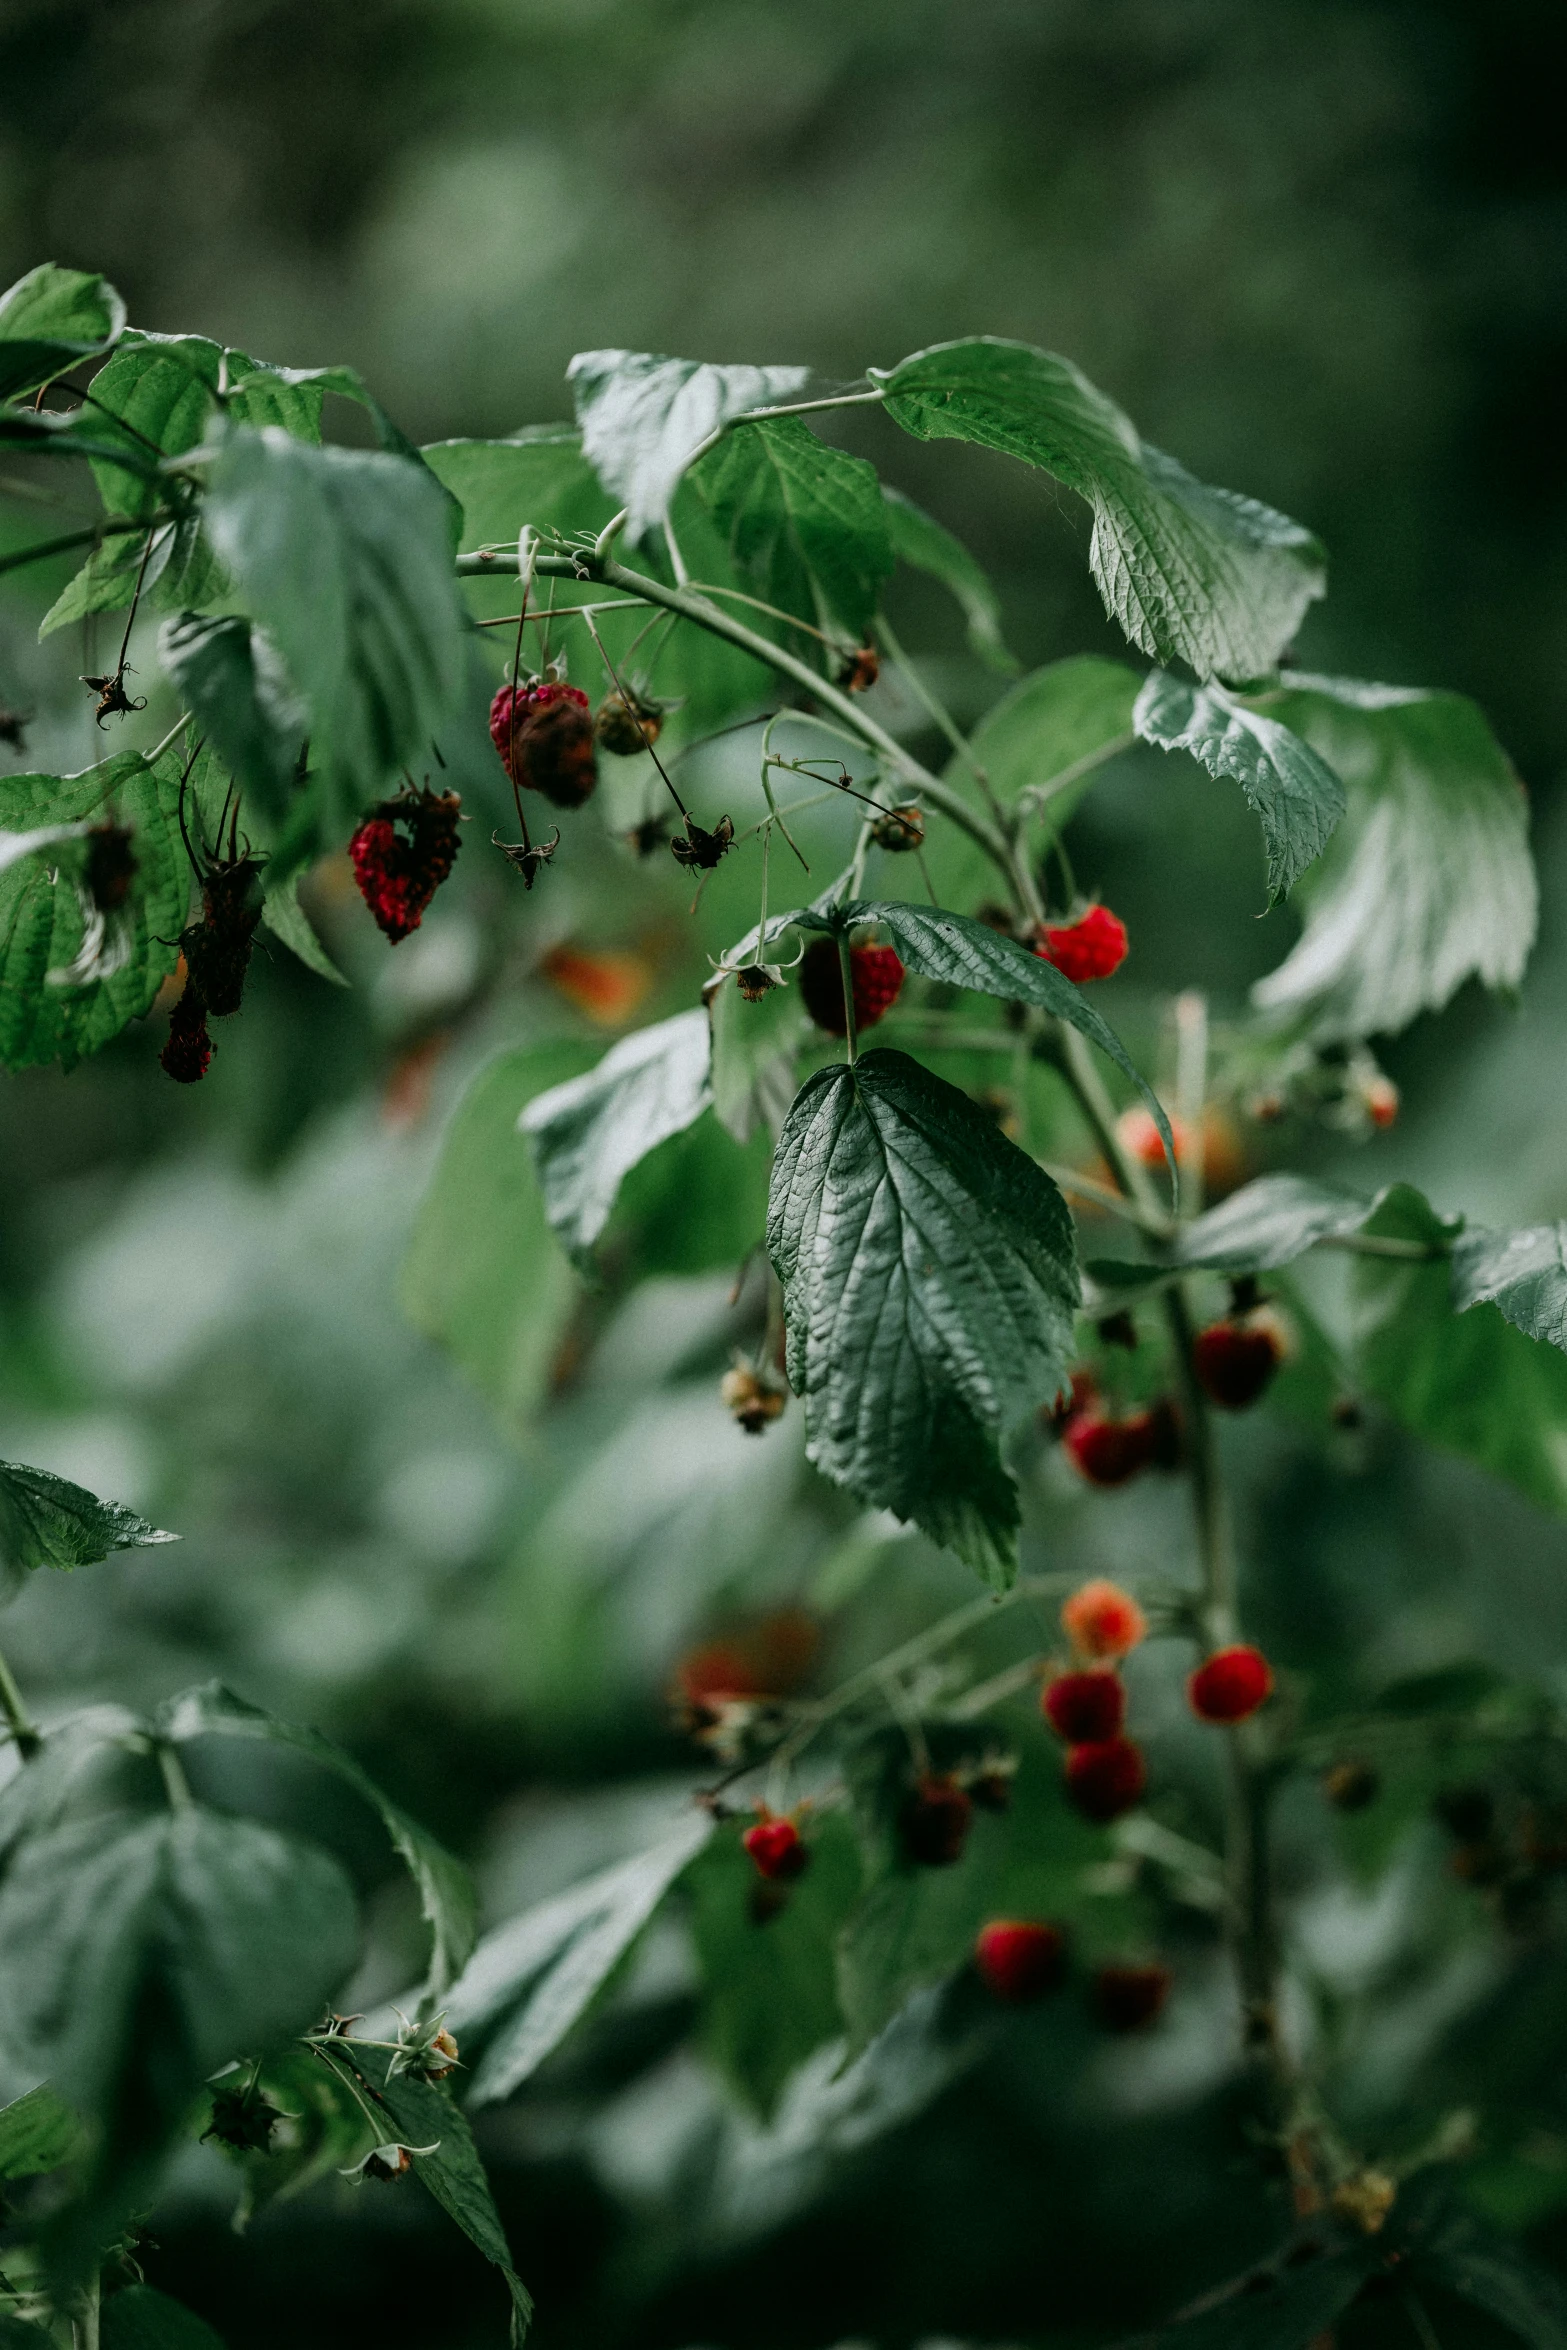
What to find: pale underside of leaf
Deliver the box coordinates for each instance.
[1133,670,1345,902]
[568,349,811,540]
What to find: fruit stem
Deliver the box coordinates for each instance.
[838,933,859,1065]
[0,1639,40,1760]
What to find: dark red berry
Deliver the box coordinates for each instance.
[743,1815,809,1882]
[974,1920,1067,2003]
[1188,1644,1274,1724]
[1035,904,1128,984]
[160,983,213,1084]
[182,853,263,1017]
[1063,1736,1146,1824]
[1061,1580,1147,1661]
[1094,1962,1171,2031]
[490,680,597,807]
[84,821,137,913]
[900,1773,973,1866]
[1042,1669,1126,1744]
[799,937,904,1036]
[1192,1319,1282,1411]
[349,788,463,944]
[1062,1411,1157,1487]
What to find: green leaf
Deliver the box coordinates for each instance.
[0,263,125,400]
[768,1048,1079,1583]
[1252,676,1536,1039]
[875,338,1325,680]
[882,486,1017,672]
[158,1681,475,1997]
[320,2040,531,2343]
[99,2286,226,2350]
[401,1042,594,1420]
[158,614,306,828]
[1352,1185,1567,1516]
[1415,2206,1567,2348]
[1164,1173,1376,1273]
[694,416,892,643]
[1453,1224,1567,1351]
[0,1458,176,1576]
[446,1812,713,2103]
[203,426,468,835]
[568,348,811,540]
[423,425,613,551]
[614,1112,775,1278]
[0,747,189,1073]
[520,1010,713,1268]
[838,897,1176,1186]
[708,972,806,1144]
[1120,2242,1377,2350]
[0,2083,87,2179]
[1133,671,1345,902]
[258,866,348,987]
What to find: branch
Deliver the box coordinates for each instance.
[0,514,159,581]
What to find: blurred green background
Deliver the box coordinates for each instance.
[2,2,1566,2344]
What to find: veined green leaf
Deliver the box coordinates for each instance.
[1251,676,1536,1039]
[1164,1173,1377,1274]
[768,1048,1079,1584]
[423,426,613,553]
[0,2083,86,2181]
[0,263,125,400]
[521,1009,713,1267]
[1133,671,1345,902]
[1453,1223,1567,1352]
[568,348,811,540]
[694,415,892,644]
[876,338,1325,680]
[0,1458,176,1575]
[159,612,307,827]
[882,487,1017,672]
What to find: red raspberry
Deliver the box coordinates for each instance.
[1063,1736,1146,1823]
[349,789,463,943]
[974,1920,1067,2003]
[1188,1644,1274,1724]
[1035,904,1128,983]
[1094,1962,1171,2032]
[799,937,905,1036]
[1060,1579,1147,1661]
[1042,1669,1126,1744]
[160,985,213,1084]
[1192,1318,1282,1411]
[900,1772,973,1866]
[1062,1410,1156,1487]
[489,680,598,808]
[742,1814,809,1883]
[1363,1073,1399,1130]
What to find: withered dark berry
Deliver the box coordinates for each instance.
[743,1814,809,1882]
[1322,1760,1379,1812]
[181,852,264,1018]
[594,687,664,756]
[870,803,924,852]
[490,680,597,807]
[83,821,137,913]
[670,815,735,871]
[1063,1736,1146,1823]
[1188,1644,1274,1724]
[836,645,880,693]
[202,2084,283,2153]
[1193,1318,1283,1411]
[1094,1962,1171,2031]
[974,1920,1067,2003]
[1042,1668,1126,1745]
[720,1365,787,1434]
[1034,904,1128,983]
[160,983,213,1084]
[900,1772,973,1866]
[799,937,905,1036]
[350,788,463,943]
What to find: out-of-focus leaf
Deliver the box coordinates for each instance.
[99,2285,226,2350]
[1251,677,1536,1039]
[768,1048,1078,1584]
[158,613,306,828]
[0,262,125,399]
[1453,1223,1567,1351]
[694,416,892,643]
[0,2083,86,2180]
[707,971,806,1144]
[521,1010,712,1267]
[1116,2240,1378,2350]
[423,426,612,551]
[876,337,1325,679]
[1415,2202,1567,2347]
[258,867,348,987]
[0,1458,175,1575]
[1164,1173,1381,1273]
[1133,671,1345,902]
[882,487,1017,671]
[615,1112,775,1277]
[568,349,810,540]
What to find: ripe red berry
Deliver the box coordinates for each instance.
[974,1920,1067,2003]
[1188,1644,1274,1724]
[1062,1409,1156,1487]
[900,1773,974,1866]
[742,1814,809,1883]
[1192,1318,1282,1411]
[1063,1736,1147,1824]
[1363,1073,1399,1129]
[799,937,905,1036]
[489,680,598,808]
[1042,1669,1126,1744]
[349,788,463,943]
[1060,1579,1147,1661]
[1094,1962,1171,2031]
[1035,904,1128,984]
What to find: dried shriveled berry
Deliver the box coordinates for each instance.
[900,1773,973,1866]
[1042,1669,1126,1744]
[594,687,664,755]
[1063,1410,1156,1487]
[743,1814,809,1883]
[1322,1761,1379,1812]
[975,1920,1067,2003]
[1188,1644,1274,1724]
[870,803,924,852]
[836,645,880,693]
[84,821,137,913]
[1035,904,1128,983]
[349,789,463,944]
[1193,1317,1283,1411]
[1061,1579,1148,1661]
[670,814,734,871]
[1094,1962,1171,2031]
[181,852,264,1017]
[160,984,213,1084]
[202,2085,283,2153]
[799,937,905,1036]
[1063,1736,1147,1823]
[490,680,597,807]
[721,1365,787,1434]
[969,1757,1018,1813]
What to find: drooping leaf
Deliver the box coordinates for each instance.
[614,1111,775,1277]
[0,1458,176,1575]
[1251,676,1536,1039]
[158,1681,475,1997]
[1453,1224,1567,1352]
[707,971,807,1144]
[1415,2203,1567,2348]
[694,416,892,644]
[568,348,811,540]
[1118,2240,1378,2350]
[1133,671,1345,903]
[0,2083,87,2180]
[1091,1175,1384,1294]
[0,263,126,400]
[520,1010,713,1267]
[158,613,307,828]
[875,338,1325,680]
[99,2286,227,2350]
[0,746,189,1073]
[882,487,1017,671]
[768,1048,1079,1584]
[258,866,348,987]
[203,426,468,837]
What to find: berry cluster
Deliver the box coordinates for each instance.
[972,1921,1170,2032]
[1056,1373,1181,1488]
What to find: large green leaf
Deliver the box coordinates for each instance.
[708,971,806,1144]
[158,1681,475,1997]
[0,263,125,400]
[768,1048,1079,1583]
[0,746,189,1073]
[99,2286,226,2350]
[882,487,1016,671]
[158,613,307,829]
[0,2083,86,2180]
[203,426,468,836]
[520,1010,713,1267]
[1453,1224,1567,1351]
[1133,670,1345,902]
[876,338,1325,680]
[694,416,892,644]
[0,1458,176,1575]
[568,348,810,540]
[1252,676,1536,1038]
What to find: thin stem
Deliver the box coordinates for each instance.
[838,933,859,1065]
[156,1740,196,1812]
[1016,730,1135,819]
[0,515,162,581]
[679,383,888,474]
[69,2273,99,2350]
[0,1641,40,1760]
[875,611,1006,829]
